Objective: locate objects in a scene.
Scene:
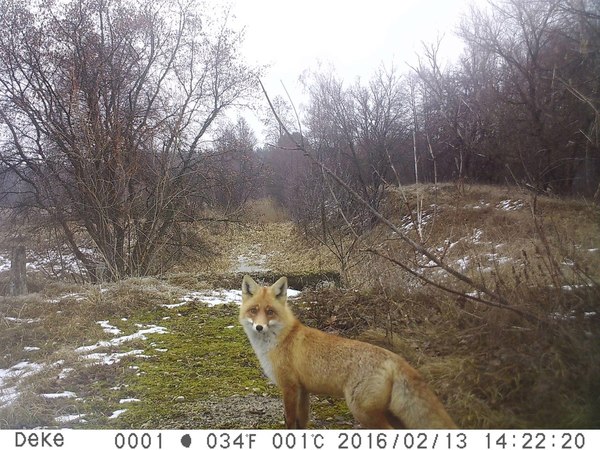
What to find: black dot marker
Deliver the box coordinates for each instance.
[181,434,192,448]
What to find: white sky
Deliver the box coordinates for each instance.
[211,0,480,143]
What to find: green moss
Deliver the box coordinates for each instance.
[75,301,356,429]
[310,397,354,429]
[107,302,280,428]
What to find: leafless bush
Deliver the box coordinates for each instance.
[0,0,260,280]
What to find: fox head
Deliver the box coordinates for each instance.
[240,275,291,335]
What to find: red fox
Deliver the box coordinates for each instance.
[239,275,457,429]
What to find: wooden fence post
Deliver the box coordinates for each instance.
[10,245,28,296]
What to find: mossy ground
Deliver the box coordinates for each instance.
[112,301,354,429]
[113,302,280,428]
[0,282,354,429]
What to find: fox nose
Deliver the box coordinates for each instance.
[255,325,263,332]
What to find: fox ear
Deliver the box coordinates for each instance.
[271,276,288,301]
[242,275,259,300]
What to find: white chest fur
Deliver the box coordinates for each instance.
[242,323,279,384]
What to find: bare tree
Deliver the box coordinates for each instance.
[210,117,262,213]
[261,79,542,323]
[0,0,259,279]
[411,39,500,185]
[459,0,595,193]
[281,68,410,284]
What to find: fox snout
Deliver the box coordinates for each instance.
[244,317,269,333]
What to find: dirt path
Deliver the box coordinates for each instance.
[184,221,336,277]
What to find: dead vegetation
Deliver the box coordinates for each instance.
[1,184,599,429]
[290,183,600,428]
[295,283,600,428]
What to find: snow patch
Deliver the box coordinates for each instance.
[496,199,525,211]
[97,320,122,335]
[233,244,269,272]
[0,361,46,406]
[456,257,470,271]
[0,254,10,272]
[55,413,87,423]
[109,409,128,419]
[75,325,168,353]
[162,288,301,309]
[81,349,146,365]
[58,368,74,380]
[5,317,41,324]
[41,391,77,399]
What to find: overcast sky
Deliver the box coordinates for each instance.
[212,0,480,142]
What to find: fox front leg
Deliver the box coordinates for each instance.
[281,383,303,428]
[296,387,310,429]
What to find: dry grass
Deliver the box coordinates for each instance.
[241,197,291,223]
[295,283,600,428]
[173,220,337,278]
[0,277,189,428]
[1,184,598,429]
[354,184,600,298]
[293,184,600,428]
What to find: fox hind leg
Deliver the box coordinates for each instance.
[345,378,408,429]
[349,405,394,429]
[345,392,394,429]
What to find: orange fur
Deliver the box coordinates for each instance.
[240,275,457,429]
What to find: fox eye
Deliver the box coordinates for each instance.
[249,307,258,314]
[266,309,275,317]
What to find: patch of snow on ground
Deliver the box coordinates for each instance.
[119,398,140,404]
[199,290,243,307]
[470,200,491,209]
[496,199,525,211]
[162,288,301,309]
[400,211,433,233]
[0,254,10,272]
[0,361,46,406]
[471,228,484,244]
[58,368,74,380]
[484,254,513,265]
[55,413,87,423]
[75,325,168,353]
[97,320,122,335]
[41,391,77,399]
[54,293,87,303]
[109,409,128,419]
[161,301,189,309]
[1,361,44,379]
[0,386,19,405]
[81,349,146,365]
[5,317,41,324]
[456,257,470,271]
[549,309,597,320]
[549,310,577,320]
[233,244,269,272]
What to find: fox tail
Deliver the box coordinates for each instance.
[388,363,457,429]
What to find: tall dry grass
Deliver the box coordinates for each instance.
[297,184,600,428]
